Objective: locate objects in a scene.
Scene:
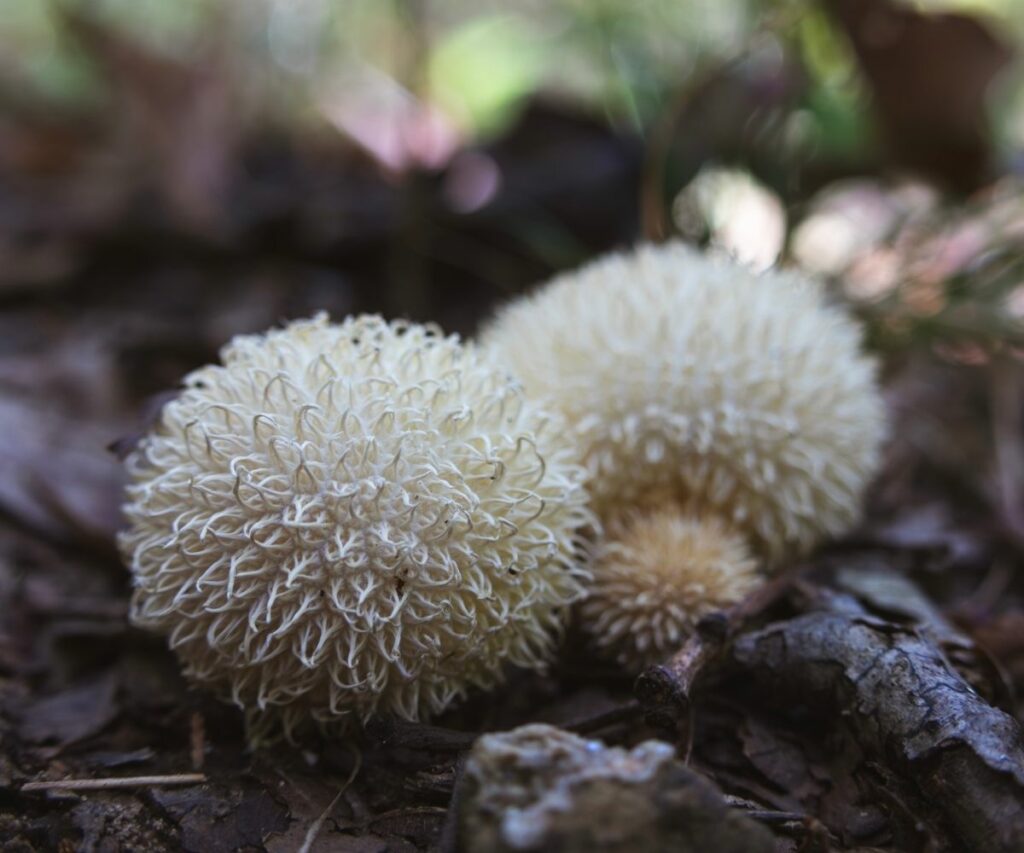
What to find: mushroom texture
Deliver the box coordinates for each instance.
[482,243,885,668]
[119,314,591,742]
[580,509,760,670]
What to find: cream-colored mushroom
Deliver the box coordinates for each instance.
[483,243,885,669]
[119,314,592,743]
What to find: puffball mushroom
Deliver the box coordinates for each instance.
[578,509,761,670]
[119,314,591,741]
[482,243,885,668]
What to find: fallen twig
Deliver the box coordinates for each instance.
[365,718,477,752]
[634,571,795,740]
[296,746,362,853]
[21,773,206,792]
[436,754,467,853]
[189,712,206,771]
[563,700,642,735]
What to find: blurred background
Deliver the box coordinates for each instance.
[6,1,1024,848]
[5,0,1024,541]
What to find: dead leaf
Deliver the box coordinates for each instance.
[739,716,823,803]
[17,670,119,746]
[150,784,289,853]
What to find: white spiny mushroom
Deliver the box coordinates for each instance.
[119,314,592,741]
[483,243,885,669]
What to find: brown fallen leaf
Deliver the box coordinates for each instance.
[149,784,289,853]
[17,670,119,746]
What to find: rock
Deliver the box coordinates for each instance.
[457,723,774,853]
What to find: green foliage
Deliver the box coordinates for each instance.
[428,14,543,137]
[795,6,873,159]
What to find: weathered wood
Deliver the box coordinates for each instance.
[733,592,1024,853]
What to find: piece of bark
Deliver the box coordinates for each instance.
[732,592,1024,852]
[834,561,1015,708]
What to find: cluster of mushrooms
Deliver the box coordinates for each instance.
[119,242,886,743]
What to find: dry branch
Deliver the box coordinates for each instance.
[21,774,206,792]
[732,591,1024,852]
[634,573,794,739]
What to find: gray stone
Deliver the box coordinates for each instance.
[458,724,774,853]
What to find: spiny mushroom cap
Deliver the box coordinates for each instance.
[579,508,761,671]
[482,242,886,563]
[119,314,591,740]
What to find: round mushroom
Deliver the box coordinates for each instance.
[119,314,592,742]
[482,243,885,669]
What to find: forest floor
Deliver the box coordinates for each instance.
[3,11,1024,848]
